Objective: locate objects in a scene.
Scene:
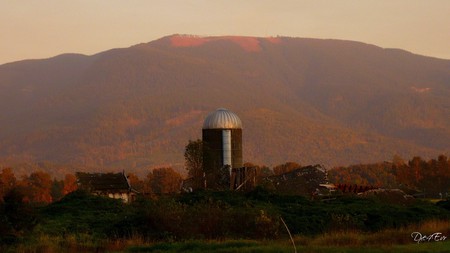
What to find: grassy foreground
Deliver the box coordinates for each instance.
[127,240,450,253]
[6,220,449,253]
[2,190,449,252]
[126,220,450,253]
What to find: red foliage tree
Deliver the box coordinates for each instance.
[0,168,16,202]
[63,174,78,195]
[150,167,183,195]
[127,172,144,192]
[19,170,53,203]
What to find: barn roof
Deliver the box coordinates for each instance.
[76,172,131,192]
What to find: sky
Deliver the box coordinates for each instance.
[1,0,450,65]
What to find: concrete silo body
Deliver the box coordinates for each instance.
[202,108,243,173]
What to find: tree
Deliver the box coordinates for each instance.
[19,171,53,203]
[2,187,36,233]
[127,173,144,192]
[143,170,154,196]
[51,179,64,202]
[392,154,405,167]
[150,167,183,194]
[436,155,450,194]
[273,162,300,175]
[245,162,273,185]
[63,174,78,195]
[184,139,204,189]
[409,156,425,188]
[0,168,16,202]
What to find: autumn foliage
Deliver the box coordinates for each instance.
[329,155,450,197]
[0,154,448,204]
[0,158,449,251]
[0,166,184,204]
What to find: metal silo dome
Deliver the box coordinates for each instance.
[202,108,242,129]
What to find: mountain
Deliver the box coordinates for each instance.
[0,35,449,174]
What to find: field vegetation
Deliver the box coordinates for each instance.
[1,188,449,252]
[0,155,449,252]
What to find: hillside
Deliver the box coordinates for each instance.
[0,35,449,174]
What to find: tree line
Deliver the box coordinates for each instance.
[0,167,184,204]
[329,155,450,197]
[1,154,449,204]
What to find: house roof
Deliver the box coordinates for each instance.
[76,172,131,192]
[266,164,328,195]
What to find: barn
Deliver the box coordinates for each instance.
[76,171,138,203]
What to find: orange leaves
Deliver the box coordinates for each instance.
[21,171,53,203]
[63,174,78,195]
[0,168,16,201]
[150,167,183,195]
[273,162,301,176]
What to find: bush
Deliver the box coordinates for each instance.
[436,199,450,211]
[38,190,126,237]
[3,188,450,246]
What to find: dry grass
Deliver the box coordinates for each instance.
[3,220,449,253]
[293,219,450,247]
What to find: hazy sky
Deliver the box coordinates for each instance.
[1,0,450,64]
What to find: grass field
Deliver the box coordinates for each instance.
[5,220,449,253]
[125,221,450,253]
[10,238,449,253]
[126,240,450,253]
[2,192,448,253]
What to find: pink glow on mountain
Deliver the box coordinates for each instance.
[170,36,210,47]
[169,35,280,52]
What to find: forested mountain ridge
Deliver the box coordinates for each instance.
[0,35,449,174]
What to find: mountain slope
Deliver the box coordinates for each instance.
[0,35,448,172]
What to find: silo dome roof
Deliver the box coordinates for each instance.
[203,108,242,129]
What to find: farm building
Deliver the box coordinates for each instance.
[76,171,138,203]
[265,164,329,196]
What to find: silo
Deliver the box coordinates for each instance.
[202,108,243,174]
